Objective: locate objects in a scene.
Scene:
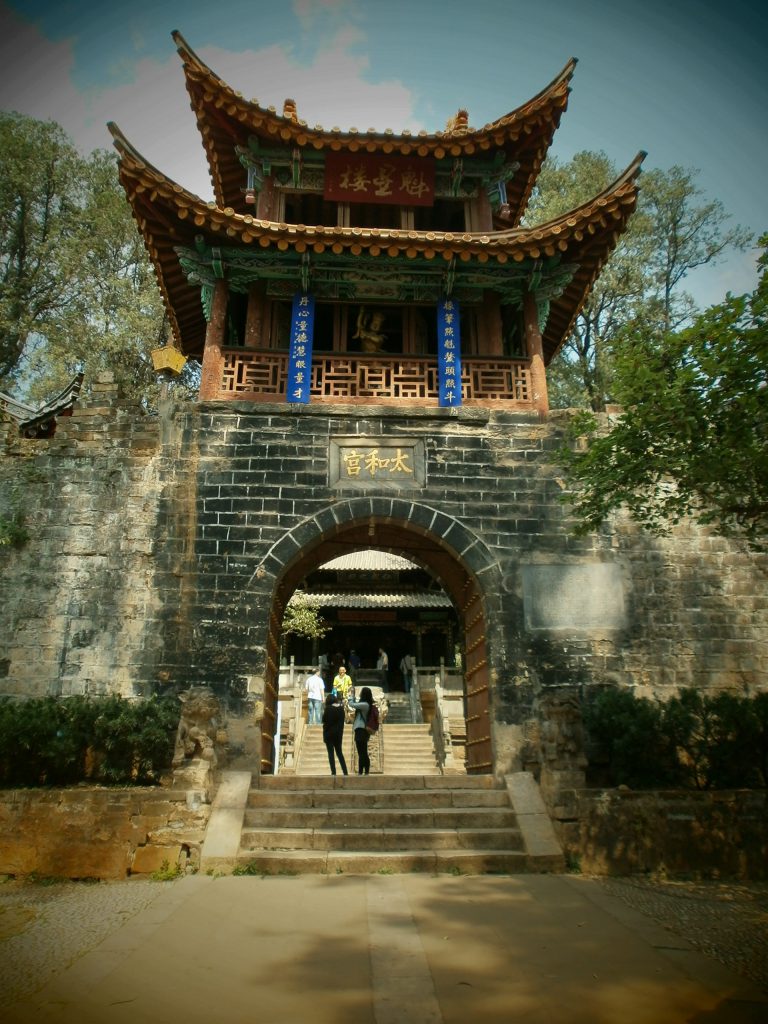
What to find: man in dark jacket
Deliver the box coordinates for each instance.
[322,692,348,776]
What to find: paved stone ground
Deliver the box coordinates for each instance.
[594,877,768,994]
[1,873,766,1012]
[0,877,166,1009]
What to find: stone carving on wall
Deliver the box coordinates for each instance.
[172,687,222,798]
[533,687,587,804]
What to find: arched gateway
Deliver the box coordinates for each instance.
[103,32,651,785]
[258,500,499,774]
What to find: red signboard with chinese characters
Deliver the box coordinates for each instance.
[324,152,435,207]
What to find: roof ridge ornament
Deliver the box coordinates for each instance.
[445,109,470,135]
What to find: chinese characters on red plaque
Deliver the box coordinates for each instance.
[324,152,435,207]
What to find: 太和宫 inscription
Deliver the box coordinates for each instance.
[329,437,426,490]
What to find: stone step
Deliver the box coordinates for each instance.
[244,807,517,829]
[248,788,510,808]
[230,849,531,875]
[200,770,566,877]
[240,827,524,852]
[263,774,496,790]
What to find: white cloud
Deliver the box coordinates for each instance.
[0,8,419,201]
[0,6,82,131]
[200,32,420,134]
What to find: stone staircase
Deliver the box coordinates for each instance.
[382,723,441,775]
[384,692,416,723]
[200,771,566,876]
[295,720,441,776]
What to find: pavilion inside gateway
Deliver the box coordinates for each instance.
[283,550,458,688]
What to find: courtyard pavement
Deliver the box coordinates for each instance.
[1,872,766,1024]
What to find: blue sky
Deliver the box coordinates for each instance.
[1,0,766,306]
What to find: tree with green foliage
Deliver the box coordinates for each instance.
[281,592,330,641]
[526,153,751,409]
[561,237,768,547]
[0,111,196,405]
[0,113,87,383]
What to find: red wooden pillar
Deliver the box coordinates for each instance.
[523,291,549,416]
[480,292,504,356]
[244,281,267,348]
[198,279,228,400]
[257,177,278,221]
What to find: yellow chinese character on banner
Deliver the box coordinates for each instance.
[373,163,395,196]
[343,450,362,476]
[364,449,388,476]
[340,164,371,192]
[298,296,310,307]
[400,169,430,198]
[389,448,413,474]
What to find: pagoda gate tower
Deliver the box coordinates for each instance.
[111,33,643,774]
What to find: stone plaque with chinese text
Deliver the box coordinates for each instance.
[329,437,426,490]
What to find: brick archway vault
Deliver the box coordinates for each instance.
[255,497,499,775]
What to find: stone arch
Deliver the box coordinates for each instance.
[255,498,501,775]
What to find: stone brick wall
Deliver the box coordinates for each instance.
[1,382,766,771]
[0,374,167,697]
[0,787,210,879]
[553,788,768,880]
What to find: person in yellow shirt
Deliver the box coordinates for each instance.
[332,664,353,699]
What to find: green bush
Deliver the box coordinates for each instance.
[0,695,178,787]
[583,687,767,790]
[582,687,682,788]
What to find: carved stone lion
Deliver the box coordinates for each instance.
[173,687,221,768]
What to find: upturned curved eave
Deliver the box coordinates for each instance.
[172,29,576,221]
[111,121,643,362]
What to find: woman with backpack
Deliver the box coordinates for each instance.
[347,686,376,775]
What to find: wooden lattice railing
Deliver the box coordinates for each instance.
[219,349,535,407]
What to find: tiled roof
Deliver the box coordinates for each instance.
[318,550,418,571]
[173,31,576,221]
[110,123,642,364]
[296,590,452,609]
[0,374,83,438]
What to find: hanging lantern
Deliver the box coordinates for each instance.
[151,343,187,377]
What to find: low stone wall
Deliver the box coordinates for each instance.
[0,786,211,880]
[554,787,768,880]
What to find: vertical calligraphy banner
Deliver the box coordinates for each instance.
[286,292,315,403]
[437,298,462,407]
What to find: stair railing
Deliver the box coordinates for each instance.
[409,670,423,724]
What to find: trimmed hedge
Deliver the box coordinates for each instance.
[0,695,179,787]
[583,688,768,790]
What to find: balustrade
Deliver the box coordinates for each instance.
[219,349,535,408]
